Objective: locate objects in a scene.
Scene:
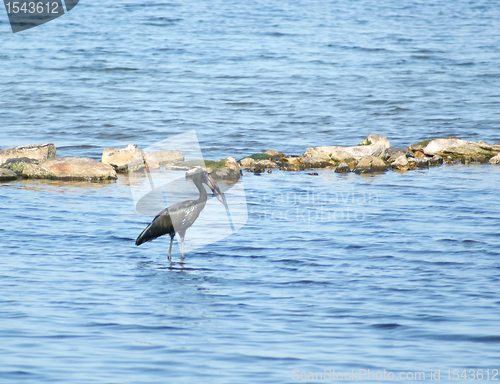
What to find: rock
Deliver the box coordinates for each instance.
[205,157,241,182]
[390,155,409,171]
[279,163,301,172]
[1,157,39,175]
[301,156,330,168]
[489,153,500,165]
[208,167,241,182]
[284,156,301,165]
[224,157,241,172]
[144,149,184,167]
[265,149,284,158]
[429,155,443,166]
[470,155,490,163]
[358,134,390,147]
[23,157,117,182]
[305,134,390,163]
[415,157,430,168]
[381,147,412,162]
[305,140,389,163]
[255,159,278,168]
[140,154,160,171]
[249,168,262,175]
[354,156,387,173]
[102,144,147,173]
[444,156,455,164]
[246,153,276,161]
[407,157,417,170]
[0,143,56,166]
[239,158,256,168]
[0,168,18,181]
[409,139,433,151]
[413,151,425,158]
[335,162,351,173]
[423,138,499,158]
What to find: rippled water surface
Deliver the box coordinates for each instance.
[1,0,500,383]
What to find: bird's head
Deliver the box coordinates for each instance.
[186,167,227,206]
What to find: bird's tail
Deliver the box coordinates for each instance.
[135,223,155,246]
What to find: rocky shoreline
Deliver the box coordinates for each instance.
[1,135,500,183]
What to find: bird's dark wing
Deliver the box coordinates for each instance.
[135,199,202,246]
[135,208,174,246]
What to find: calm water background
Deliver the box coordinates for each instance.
[1,0,500,382]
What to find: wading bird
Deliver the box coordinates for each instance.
[135,167,228,261]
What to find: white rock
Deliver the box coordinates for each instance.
[102,144,145,172]
[305,144,388,163]
[423,138,498,157]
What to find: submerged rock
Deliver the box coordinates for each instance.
[23,157,117,182]
[335,162,351,173]
[0,168,18,182]
[305,135,390,163]
[0,143,56,166]
[354,156,387,173]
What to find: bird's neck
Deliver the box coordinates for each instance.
[195,180,208,204]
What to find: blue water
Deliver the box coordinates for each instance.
[1,1,500,383]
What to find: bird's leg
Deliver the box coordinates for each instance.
[180,234,185,261]
[168,236,173,261]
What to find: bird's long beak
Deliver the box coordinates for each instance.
[207,173,235,233]
[207,174,227,206]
